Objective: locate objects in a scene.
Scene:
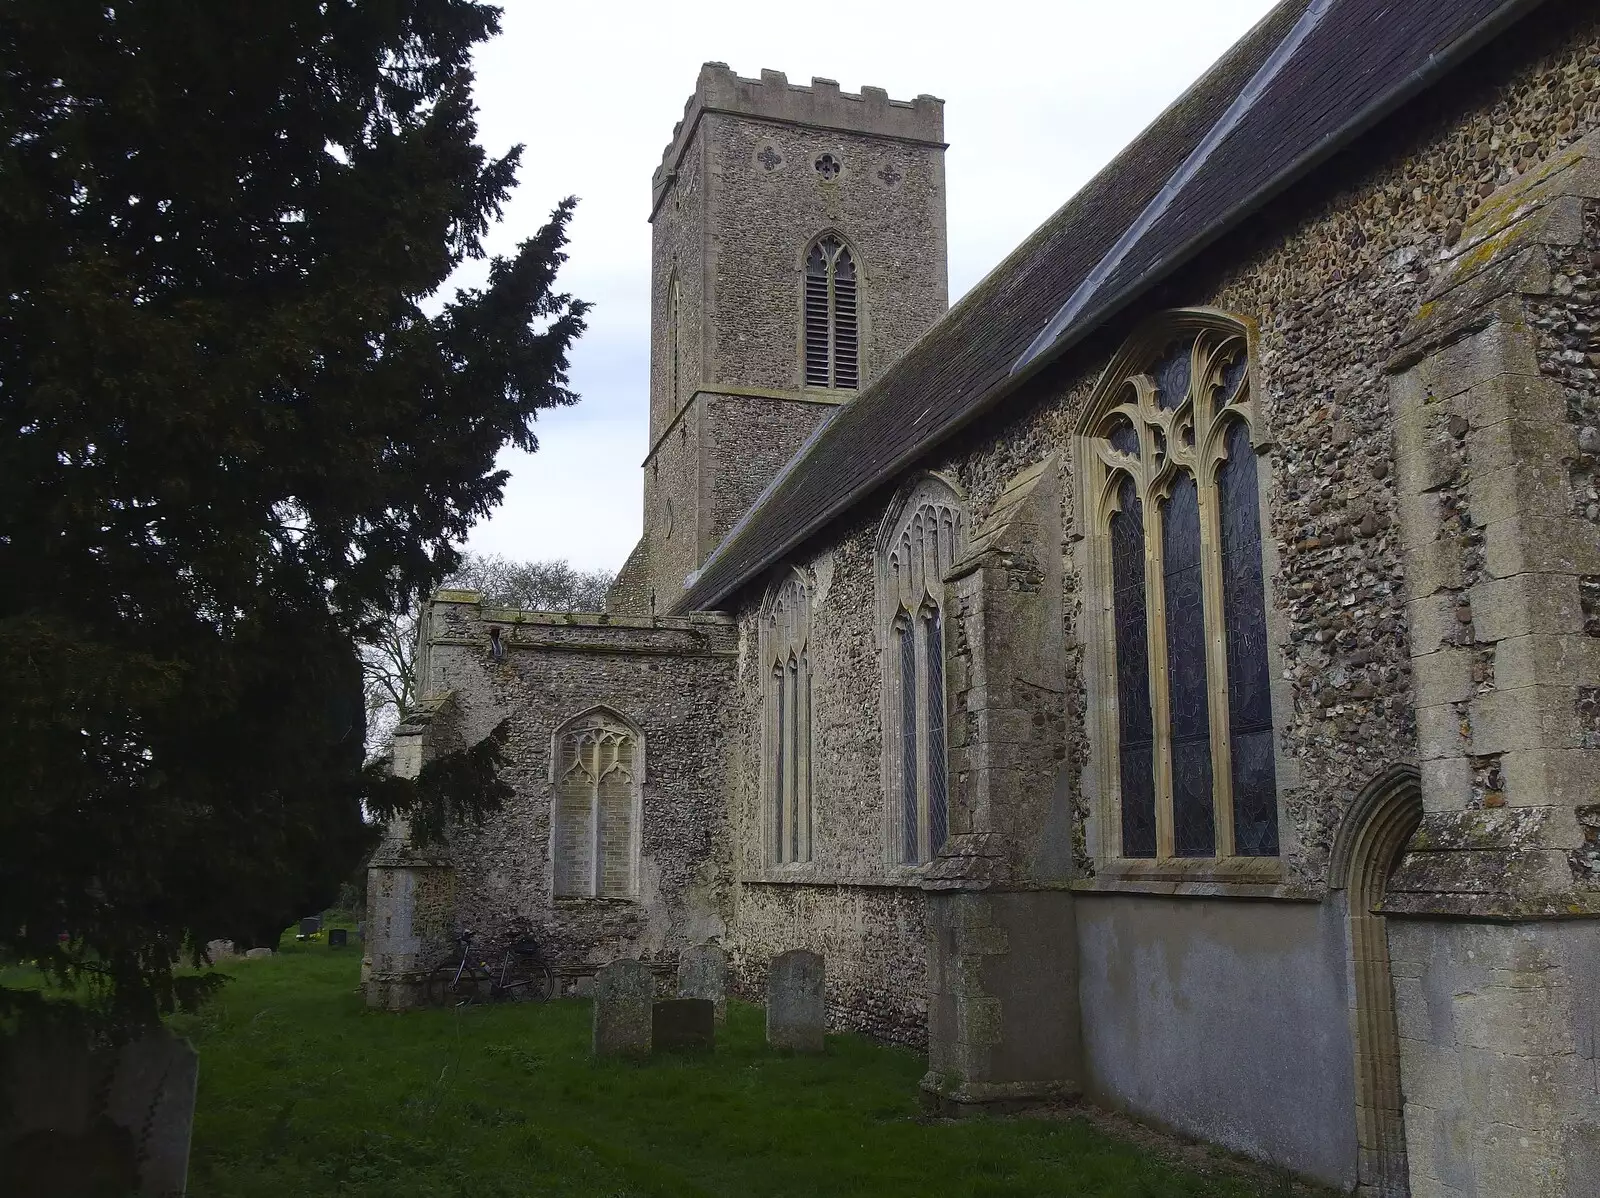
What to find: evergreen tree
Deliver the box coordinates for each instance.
[0,1,585,1025]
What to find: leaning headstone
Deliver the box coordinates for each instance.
[244,947,273,960]
[592,959,654,1058]
[677,943,728,1024]
[766,949,825,1053]
[203,938,236,962]
[652,999,715,1052]
[0,1024,199,1196]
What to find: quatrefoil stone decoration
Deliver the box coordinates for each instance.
[878,163,902,186]
[757,145,782,171]
[814,153,841,181]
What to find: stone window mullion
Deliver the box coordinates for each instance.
[1197,456,1237,859]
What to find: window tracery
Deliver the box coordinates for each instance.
[1082,313,1278,861]
[550,708,642,898]
[804,235,859,390]
[879,477,964,864]
[761,572,812,864]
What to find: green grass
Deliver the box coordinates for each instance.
[31,931,1294,1197]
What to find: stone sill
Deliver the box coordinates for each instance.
[740,871,923,891]
[1071,857,1318,902]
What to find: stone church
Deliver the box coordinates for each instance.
[368,0,1600,1192]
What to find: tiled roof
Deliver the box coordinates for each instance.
[676,0,1547,614]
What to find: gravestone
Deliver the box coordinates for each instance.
[592,959,654,1057]
[766,949,825,1053]
[328,928,349,949]
[677,943,728,1024]
[203,938,236,962]
[652,999,715,1052]
[297,916,321,939]
[244,947,273,960]
[0,1024,199,1196]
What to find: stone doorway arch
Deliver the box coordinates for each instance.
[1329,765,1423,1198]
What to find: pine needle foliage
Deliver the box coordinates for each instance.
[0,1,587,1029]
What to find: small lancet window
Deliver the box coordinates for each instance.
[879,477,964,865]
[804,236,859,390]
[667,275,683,411]
[763,573,812,864]
[1084,317,1278,861]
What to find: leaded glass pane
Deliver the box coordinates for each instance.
[899,618,919,863]
[1153,339,1191,411]
[1107,417,1140,458]
[787,656,800,862]
[773,663,786,862]
[924,608,947,859]
[1219,347,1248,407]
[1161,473,1216,856]
[1218,419,1278,856]
[1110,476,1156,857]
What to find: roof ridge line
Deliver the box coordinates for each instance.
[1010,0,1334,375]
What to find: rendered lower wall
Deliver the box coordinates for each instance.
[1076,893,1357,1190]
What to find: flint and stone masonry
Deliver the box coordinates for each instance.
[372,9,1600,1193]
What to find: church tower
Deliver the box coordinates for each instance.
[610,64,948,614]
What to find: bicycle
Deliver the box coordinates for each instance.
[424,925,555,1007]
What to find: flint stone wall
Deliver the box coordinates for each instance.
[421,598,737,974]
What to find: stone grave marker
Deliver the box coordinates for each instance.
[328,928,349,948]
[592,959,654,1057]
[0,1024,199,1196]
[766,949,825,1053]
[677,943,728,1024]
[652,999,715,1052]
[243,947,273,960]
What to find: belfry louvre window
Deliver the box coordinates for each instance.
[1081,313,1278,861]
[879,476,964,864]
[762,572,812,864]
[551,708,641,898]
[804,235,859,390]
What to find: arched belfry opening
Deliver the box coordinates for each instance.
[1330,765,1423,1198]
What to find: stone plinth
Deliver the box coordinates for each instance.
[766,949,825,1053]
[677,943,728,1024]
[593,959,654,1057]
[652,999,715,1052]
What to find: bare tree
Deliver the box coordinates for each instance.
[361,553,615,758]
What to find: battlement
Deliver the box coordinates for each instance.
[651,63,944,216]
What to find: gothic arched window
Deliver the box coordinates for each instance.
[761,572,812,864]
[804,235,859,390]
[1081,312,1278,861]
[878,476,964,864]
[550,707,642,898]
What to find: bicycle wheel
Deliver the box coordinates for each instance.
[497,951,555,1002]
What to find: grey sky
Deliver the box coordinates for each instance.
[458,0,1280,571]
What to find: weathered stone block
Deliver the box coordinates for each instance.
[1470,412,1576,476]
[1416,702,1468,761]
[1467,460,1571,526]
[1412,649,1475,708]
[677,943,728,1023]
[766,949,825,1053]
[1485,516,1600,579]
[1469,685,1583,755]
[1403,539,1465,598]
[652,999,715,1052]
[1470,573,1586,642]
[1500,748,1600,813]
[1491,634,1600,691]
[0,1025,198,1196]
[593,959,654,1058]
[1466,372,1568,431]
[1420,754,1472,813]
[1406,593,1465,656]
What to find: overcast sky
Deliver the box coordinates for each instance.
[457,0,1281,572]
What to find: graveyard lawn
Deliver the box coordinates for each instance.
[167,936,1320,1198]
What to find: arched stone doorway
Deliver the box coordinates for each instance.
[1329,765,1423,1198]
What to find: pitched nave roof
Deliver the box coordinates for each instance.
[675,0,1548,614]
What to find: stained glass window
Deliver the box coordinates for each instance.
[1087,320,1278,863]
[1111,476,1156,857]
[881,477,964,866]
[1219,419,1278,856]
